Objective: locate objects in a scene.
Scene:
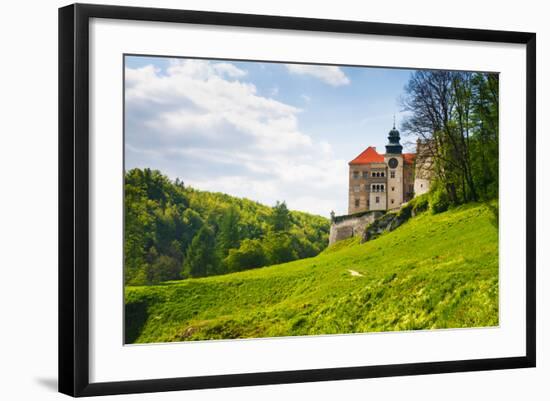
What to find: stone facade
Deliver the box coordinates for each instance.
[413,138,433,196]
[329,211,384,245]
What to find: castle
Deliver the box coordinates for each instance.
[328,123,432,245]
[347,123,431,214]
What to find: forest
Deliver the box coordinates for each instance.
[124,168,330,285]
[402,70,499,208]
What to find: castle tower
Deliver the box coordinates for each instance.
[385,119,403,155]
[384,121,404,210]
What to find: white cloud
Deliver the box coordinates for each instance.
[301,94,312,103]
[125,59,348,216]
[286,64,350,87]
[212,62,248,78]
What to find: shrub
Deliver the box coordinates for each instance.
[430,189,450,214]
[263,232,297,265]
[398,203,412,219]
[412,195,429,215]
[224,239,267,272]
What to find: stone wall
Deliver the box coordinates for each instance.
[414,139,434,196]
[329,211,384,245]
[414,177,431,196]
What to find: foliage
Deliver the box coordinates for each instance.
[487,200,499,228]
[410,194,429,215]
[124,168,330,285]
[397,202,412,220]
[125,203,498,343]
[216,206,240,259]
[271,201,291,232]
[263,231,298,265]
[430,186,450,214]
[182,226,218,278]
[225,239,267,272]
[402,71,499,204]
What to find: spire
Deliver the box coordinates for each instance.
[393,114,396,129]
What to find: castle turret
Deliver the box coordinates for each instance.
[385,122,403,154]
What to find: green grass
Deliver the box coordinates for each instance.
[125,202,499,343]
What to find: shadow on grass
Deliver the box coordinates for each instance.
[125,299,148,344]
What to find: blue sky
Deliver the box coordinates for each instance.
[125,55,414,216]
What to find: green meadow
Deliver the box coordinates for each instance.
[125,202,498,343]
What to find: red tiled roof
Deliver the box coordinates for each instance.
[349,146,384,165]
[349,147,417,165]
[403,153,416,164]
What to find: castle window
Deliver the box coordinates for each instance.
[375,196,380,204]
[380,185,385,192]
[372,172,376,177]
[354,186,360,192]
[362,171,369,178]
[392,187,395,191]
[352,171,359,179]
[381,172,385,177]
[355,199,360,207]
[390,171,395,178]
[391,199,394,204]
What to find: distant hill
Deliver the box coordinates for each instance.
[124,168,330,286]
[125,202,498,343]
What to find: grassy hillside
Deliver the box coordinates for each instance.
[125,202,498,343]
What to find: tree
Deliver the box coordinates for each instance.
[401,71,499,203]
[470,73,499,199]
[263,231,297,265]
[224,239,267,272]
[181,208,205,248]
[182,226,219,278]
[217,206,241,257]
[271,201,290,232]
[124,182,150,285]
[149,255,180,284]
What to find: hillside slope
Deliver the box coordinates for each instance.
[125,203,498,343]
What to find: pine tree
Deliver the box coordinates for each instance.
[271,201,290,232]
[182,226,218,278]
[217,207,240,258]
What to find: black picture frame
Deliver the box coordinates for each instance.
[59,3,536,397]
